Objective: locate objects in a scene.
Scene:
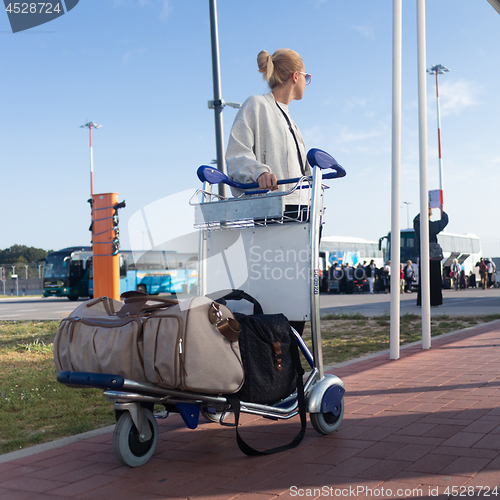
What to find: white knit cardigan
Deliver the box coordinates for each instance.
[225,92,310,201]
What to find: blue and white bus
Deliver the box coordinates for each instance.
[90,250,198,297]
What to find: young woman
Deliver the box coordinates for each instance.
[226,49,311,334]
[226,48,311,205]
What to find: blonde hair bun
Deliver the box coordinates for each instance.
[257,49,303,89]
[257,50,274,81]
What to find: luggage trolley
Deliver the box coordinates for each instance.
[56,148,346,467]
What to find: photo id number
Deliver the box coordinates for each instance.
[5,3,62,14]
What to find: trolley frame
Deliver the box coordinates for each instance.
[57,148,347,466]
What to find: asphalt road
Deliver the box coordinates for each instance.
[320,287,500,317]
[1,287,499,320]
[0,297,82,321]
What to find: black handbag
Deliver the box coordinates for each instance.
[236,313,296,404]
[429,242,443,260]
[210,289,296,404]
[208,289,306,456]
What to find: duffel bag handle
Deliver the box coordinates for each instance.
[207,289,264,315]
[116,290,179,317]
[208,302,240,342]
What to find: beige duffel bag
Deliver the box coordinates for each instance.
[53,294,244,394]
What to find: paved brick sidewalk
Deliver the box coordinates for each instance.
[1,321,500,499]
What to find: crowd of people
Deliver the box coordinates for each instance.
[326,260,398,295]
[475,257,497,290]
[325,258,497,295]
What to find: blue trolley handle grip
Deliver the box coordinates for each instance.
[197,148,346,190]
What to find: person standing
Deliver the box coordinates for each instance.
[413,207,449,306]
[450,258,461,291]
[403,260,415,293]
[477,258,488,290]
[381,261,391,294]
[487,259,496,288]
[226,48,311,334]
[226,48,311,205]
[365,259,377,294]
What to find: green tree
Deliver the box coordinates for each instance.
[0,245,50,264]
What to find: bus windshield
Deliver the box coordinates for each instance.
[386,231,418,264]
[43,253,70,279]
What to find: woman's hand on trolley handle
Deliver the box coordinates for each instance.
[257,172,278,191]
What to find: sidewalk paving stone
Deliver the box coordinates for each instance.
[1,321,500,499]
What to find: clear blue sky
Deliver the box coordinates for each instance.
[2,0,499,256]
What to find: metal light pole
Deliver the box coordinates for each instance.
[417,0,431,350]
[208,0,227,199]
[427,64,449,196]
[207,0,241,198]
[389,0,402,361]
[403,201,411,229]
[80,121,102,197]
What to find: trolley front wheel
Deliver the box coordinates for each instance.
[113,409,158,467]
[201,407,224,423]
[310,400,344,435]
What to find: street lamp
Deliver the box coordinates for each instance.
[402,201,411,229]
[80,121,102,196]
[426,64,449,196]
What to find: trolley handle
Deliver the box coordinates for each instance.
[197,148,345,190]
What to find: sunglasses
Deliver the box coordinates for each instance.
[298,72,312,85]
[290,72,312,85]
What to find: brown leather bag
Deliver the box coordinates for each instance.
[53,294,244,394]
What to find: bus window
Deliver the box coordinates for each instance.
[119,254,128,278]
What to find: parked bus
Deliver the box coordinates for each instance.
[89,250,198,297]
[378,229,482,287]
[42,247,93,301]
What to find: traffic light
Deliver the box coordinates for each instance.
[111,201,126,256]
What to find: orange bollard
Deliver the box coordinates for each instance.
[92,193,120,301]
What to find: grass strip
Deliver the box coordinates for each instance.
[302,312,500,367]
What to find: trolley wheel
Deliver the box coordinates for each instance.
[310,400,344,435]
[136,284,147,294]
[113,409,158,467]
[201,407,224,423]
[67,296,79,301]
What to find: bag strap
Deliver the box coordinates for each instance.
[116,291,179,318]
[207,289,264,315]
[226,333,306,456]
[275,102,307,176]
[85,296,117,316]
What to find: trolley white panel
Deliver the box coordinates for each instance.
[200,223,310,321]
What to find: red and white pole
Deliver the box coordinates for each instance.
[89,125,94,197]
[81,121,101,197]
[435,70,444,201]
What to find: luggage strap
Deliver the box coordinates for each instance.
[116,291,179,318]
[208,289,264,315]
[226,334,306,456]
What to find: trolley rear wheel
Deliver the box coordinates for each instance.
[113,409,158,467]
[310,400,344,435]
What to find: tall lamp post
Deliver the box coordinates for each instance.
[80,121,102,197]
[426,64,449,196]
